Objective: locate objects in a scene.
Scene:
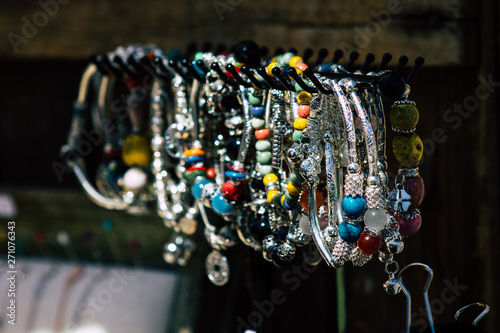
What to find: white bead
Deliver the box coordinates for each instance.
[299,215,312,235]
[364,208,389,232]
[123,168,148,193]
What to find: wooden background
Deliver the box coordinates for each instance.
[0,0,499,332]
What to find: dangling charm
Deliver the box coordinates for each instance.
[205,250,230,286]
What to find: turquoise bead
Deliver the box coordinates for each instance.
[294,82,303,92]
[249,94,262,106]
[338,222,362,243]
[257,151,272,164]
[342,195,367,219]
[211,193,234,214]
[258,165,273,175]
[192,179,211,200]
[292,130,302,143]
[256,140,271,151]
[289,173,304,186]
[251,118,266,129]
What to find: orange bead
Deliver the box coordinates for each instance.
[300,188,324,211]
[295,62,309,71]
[297,105,310,118]
[255,129,270,140]
[184,148,205,157]
[206,167,216,179]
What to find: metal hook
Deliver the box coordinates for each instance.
[455,302,490,326]
[226,64,252,87]
[302,48,314,63]
[168,59,192,82]
[398,262,436,333]
[286,67,317,93]
[376,53,393,73]
[313,48,329,68]
[332,49,344,64]
[181,59,206,82]
[239,65,268,89]
[303,68,333,94]
[406,57,425,84]
[344,50,359,72]
[210,62,237,87]
[272,67,296,91]
[359,53,375,74]
[255,67,285,90]
[394,55,409,75]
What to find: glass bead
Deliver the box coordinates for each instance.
[248,215,271,242]
[267,190,280,203]
[392,133,423,168]
[251,118,266,129]
[256,140,271,151]
[248,94,262,106]
[396,212,422,237]
[221,180,246,201]
[297,105,310,118]
[192,179,211,200]
[255,129,270,140]
[297,91,312,104]
[292,130,303,143]
[211,193,234,214]
[404,176,425,210]
[122,134,152,167]
[257,151,272,164]
[293,118,308,130]
[300,188,323,211]
[206,167,216,179]
[251,106,265,117]
[338,222,362,243]
[357,232,381,255]
[289,56,303,67]
[263,173,278,185]
[364,208,389,232]
[390,103,419,132]
[342,195,367,218]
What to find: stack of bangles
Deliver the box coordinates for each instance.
[61,41,425,292]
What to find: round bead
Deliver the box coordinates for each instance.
[338,222,363,243]
[221,180,246,201]
[123,168,148,193]
[248,94,262,106]
[206,167,216,179]
[287,182,302,196]
[184,148,204,157]
[224,170,246,180]
[404,176,425,210]
[297,105,310,118]
[392,133,423,168]
[251,118,266,129]
[357,233,381,255]
[258,165,273,176]
[289,173,304,186]
[251,106,265,117]
[300,188,324,211]
[293,118,308,130]
[192,179,211,200]
[248,215,271,242]
[122,134,152,167]
[267,190,280,203]
[342,195,367,219]
[364,208,389,232]
[396,213,422,237]
[255,129,270,140]
[282,198,296,210]
[211,193,234,214]
[284,191,297,203]
[273,192,284,206]
[263,173,278,185]
[297,91,312,104]
[292,130,303,143]
[289,56,303,67]
[257,151,272,164]
[256,140,271,151]
[390,103,419,132]
[295,62,309,71]
[266,62,279,77]
[281,52,295,65]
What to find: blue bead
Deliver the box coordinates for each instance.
[338,222,363,243]
[186,155,205,164]
[225,170,246,180]
[342,195,367,218]
[192,179,211,200]
[251,106,265,117]
[192,61,205,76]
[277,226,289,241]
[211,193,234,214]
[282,198,296,210]
[319,62,333,72]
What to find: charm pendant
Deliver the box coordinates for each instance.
[388,187,411,212]
[205,250,230,286]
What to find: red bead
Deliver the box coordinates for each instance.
[255,129,270,140]
[357,232,381,255]
[221,180,246,201]
[297,105,310,118]
[396,212,422,237]
[404,176,425,210]
[206,167,216,179]
[187,165,207,173]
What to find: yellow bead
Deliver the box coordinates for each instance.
[266,62,279,77]
[267,190,280,203]
[294,67,303,76]
[293,118,308,130]
[289,56,303,67]
[287,182,302,196]
[280,195,286,206]
[263,173,278,185]
[297,91,312,104]
[122,134,152,167]
[184,148,204,157]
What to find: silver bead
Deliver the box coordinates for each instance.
[383,278,402,295]
[387,238,405,254]
[278,242,296,260]
[378,251,394,263]
[366,176,379,186]
[377,160,388,172]
[347,163,360,174]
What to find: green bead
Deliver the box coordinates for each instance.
[292,130,303,143]
[249,94,262,106]
[259,165,273,175]
[273,192,284,206]
[392,132,423,167]
[294,82,303,92]
[281,52,294,65]
[184,170,207,180]
[285,191,298,203]
[257,151,272,164]
[275,55,283,65]
[290,173,304,186]
[194,52,205,61]
[256,140,271,151]
[251,118,266,129]
[390,103,419,132]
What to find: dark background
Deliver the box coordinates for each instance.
[0,0,499,332]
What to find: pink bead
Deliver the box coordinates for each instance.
[396,212,422,237]
[255,129,270,140]
[297,105,310,118]
[404,176,425,210]
[295,62,309,71]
